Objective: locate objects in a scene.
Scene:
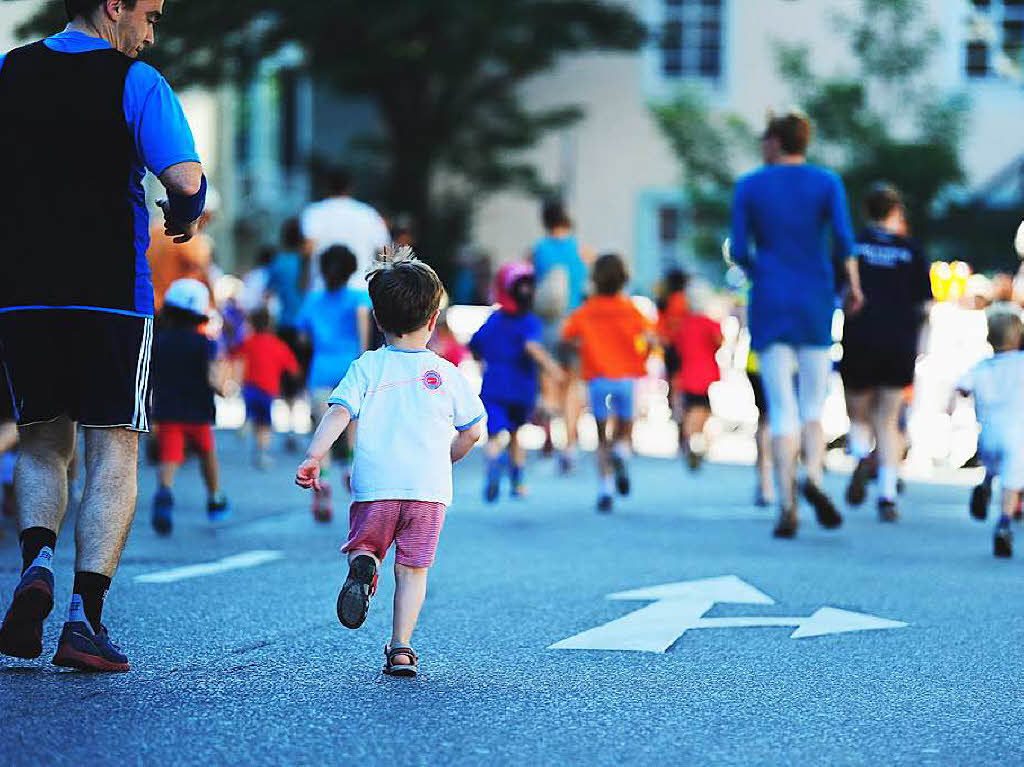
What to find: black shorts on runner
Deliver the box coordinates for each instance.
[0,355,13,422]
[840,340,916,391]
[0,310,153,431]
[682,391,712,411]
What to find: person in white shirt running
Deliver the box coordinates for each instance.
[300,168,390,289]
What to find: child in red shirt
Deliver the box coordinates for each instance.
[234,308,300,472]
[670,296,723,471]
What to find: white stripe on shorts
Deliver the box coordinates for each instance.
[132,317,153,431]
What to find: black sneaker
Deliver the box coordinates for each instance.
[878,499,899,523]
[597,494,613,513]
[994,526,1013,558]
[207,494,232,524]
[484,459,501,504]
[801,481,843,529]
[610,453,630,496]
[52,621,130,672]
[772,508,798,539]
[970,482,991,521]
[337,554,378,629]
[0,564,54,659]
[686,451,703,472]
[845,458,871,506]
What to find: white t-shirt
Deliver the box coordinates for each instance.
[957,351,1024,454]
[328,347,485,505]
[300,197,391,288]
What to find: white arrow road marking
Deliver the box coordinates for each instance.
[134,550,284,584]
[549,576,908,653]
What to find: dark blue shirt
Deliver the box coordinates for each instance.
[0,31,200,316]
[730,164,854,350]
[151,327,218,424]
[470,310,544,406]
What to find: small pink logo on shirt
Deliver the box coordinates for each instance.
[423,370,443,390]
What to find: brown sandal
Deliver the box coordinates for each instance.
[383,644,418,677]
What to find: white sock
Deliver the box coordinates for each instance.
[68,594,93,632]
[879,466,899,501]
[29,546,54,572]
[601,476,615,495]
[849,424,872,460]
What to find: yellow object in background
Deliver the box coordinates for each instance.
[930,261,969,302]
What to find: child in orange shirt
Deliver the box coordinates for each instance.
[562,253,653,512]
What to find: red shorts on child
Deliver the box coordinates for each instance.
[343,500,447,568]
[156,422,215,463]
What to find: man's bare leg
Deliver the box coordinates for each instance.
[75,427,138,577]
[16,416,76,536]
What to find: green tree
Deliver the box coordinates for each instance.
[9,0,644,278]
[776,0,967,242]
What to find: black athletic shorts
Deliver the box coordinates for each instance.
[0,309,153,431]
[747,371,767,414]
[840,339,916,391]
[682,391,712,411]
[0,354,13,422]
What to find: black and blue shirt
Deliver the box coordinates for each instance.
[0,31,199,318]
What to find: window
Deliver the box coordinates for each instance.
[657,204,686,271]
[659,0,723,81]
[965,0,1024,80]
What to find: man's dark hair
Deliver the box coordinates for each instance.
[249,307,272,333]
[766,112,812,156]
[864,182,903,222]
[326,167,353,197]
[367,250,444,336]
[541,200,571,231]
[321,245,358,292]
[280,217,304,251]
[256,245,275,268]
[664,268,689,294]
[593,252,629,296]
[66,0,135,22]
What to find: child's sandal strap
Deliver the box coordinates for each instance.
[387,645,417,663]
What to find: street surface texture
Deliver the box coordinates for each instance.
[0,435,1020,766]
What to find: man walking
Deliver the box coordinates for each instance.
[0,0,205,671]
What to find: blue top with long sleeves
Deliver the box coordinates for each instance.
[730,164,854,350]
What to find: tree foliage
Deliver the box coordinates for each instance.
[8,0,644,276]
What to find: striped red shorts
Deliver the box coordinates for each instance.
[342,500,447,568]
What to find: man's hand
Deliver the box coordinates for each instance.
[157,199,199,244]
[845,286,866,315]
[295,457,322,491]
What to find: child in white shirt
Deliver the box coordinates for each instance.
[296,247,484,675]
[956,308,1024,557]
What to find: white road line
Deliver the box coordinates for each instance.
[134,550,284,584]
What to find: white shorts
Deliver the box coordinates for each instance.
[760,344,831,437]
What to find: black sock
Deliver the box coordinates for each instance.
[19,527,57,574]
[73,572,111,631]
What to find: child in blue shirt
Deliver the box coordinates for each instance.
[470,262,563,501]
[296,246,372,506]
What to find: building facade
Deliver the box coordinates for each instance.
[472,0,1024,293]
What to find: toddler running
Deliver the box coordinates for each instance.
[562,253,654,512]
[470,262,563,502]
[956,308,1024,557]
[295,247,484,676]
[150,279,231,535]
[233,308,300,472]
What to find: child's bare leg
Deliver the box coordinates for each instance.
[158,462,181,489]
[1001,489,1021,521]
[391,563,428,661]
[594,418,612,478]
[755,416,774,501]
[684,406,711,452]
[510,430,526,467]
[256,425,272,452]
[564,376,582,451]
[198,449,220,496]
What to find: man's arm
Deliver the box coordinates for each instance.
[157,161,205,244]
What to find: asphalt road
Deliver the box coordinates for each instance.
[0,433,1021,766]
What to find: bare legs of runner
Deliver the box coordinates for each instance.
[18,416,138,577]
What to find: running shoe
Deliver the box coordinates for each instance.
[994,525,1013,558]
[772,508,798,539]
[754,489,774,508]
[845,458,872,506]
[484,459,502,504]
[596,494,613,513]
[207,494,232,524]
[878,499,899,523]
[151,487,173,536]
[337,554,378,629]
[610,453,631,496]
[970,482,991,521]
[312,480,333,523]
[52,621,129,672]
[0,564,54,659]
[801,480,843,529]
[284,435,300,454]
[558,454,575,476]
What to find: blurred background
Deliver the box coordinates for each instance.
[2,0,1021,471]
